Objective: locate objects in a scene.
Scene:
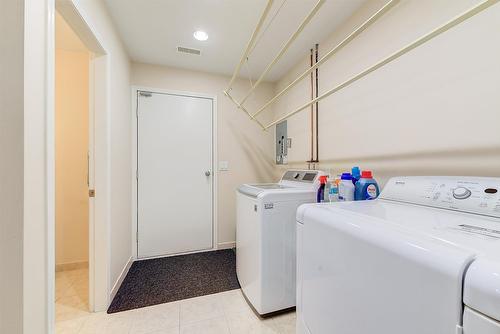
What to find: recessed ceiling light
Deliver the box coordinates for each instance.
[193,30,208,41]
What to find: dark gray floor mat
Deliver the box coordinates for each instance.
[107,249,240,313]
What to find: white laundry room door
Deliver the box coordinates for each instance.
[137,91,213,258]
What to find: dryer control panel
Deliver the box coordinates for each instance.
[380,176,500,218]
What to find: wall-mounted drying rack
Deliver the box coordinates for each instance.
[224,0,499,130]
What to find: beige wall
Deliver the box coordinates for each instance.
[55,49,90,266]
[273,0,500,183]
[0,0,24,332]
[131,63,276,247]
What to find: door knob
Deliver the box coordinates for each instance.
[205,170,211,176]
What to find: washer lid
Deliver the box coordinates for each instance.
[297,199,500,256]
[464,258,500,322]
[247,183,290,190]
[237,183,309,198]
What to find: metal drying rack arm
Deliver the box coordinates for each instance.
[263,0,499,129]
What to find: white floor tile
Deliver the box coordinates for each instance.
[147,328,180,334]
[130,302,180,334]
[55,317,86,334]
[217,289,253,316]
[77,312,110,334]
[226,311,278,334]
[55,267,295,334]
[56,295,89,322]
[100,315,135,334]
[180,316,230,334]
[270,312,296,334]
[179,293,225,325]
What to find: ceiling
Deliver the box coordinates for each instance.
[55,11,88,52]
[104,0,366,82]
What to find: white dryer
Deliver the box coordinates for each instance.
[296,176,500,334]
[237,170,324,316]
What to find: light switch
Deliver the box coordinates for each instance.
[219,161,229,171]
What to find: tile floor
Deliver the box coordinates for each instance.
[56,268,296,334]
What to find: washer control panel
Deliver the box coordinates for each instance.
[453,187,472,200]
[282,170,320,183]
[380,176,500,218]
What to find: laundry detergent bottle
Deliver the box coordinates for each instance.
[328,178,339,202]
[338,173,355,201]
[351,166,361,185]
[317,175,328,203]
[354,170,380,200]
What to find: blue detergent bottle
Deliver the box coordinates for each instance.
[351,166,361,185]
[354,170,380,201]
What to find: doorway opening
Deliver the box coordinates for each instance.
[54,10,92,321]
[53,2,109,324]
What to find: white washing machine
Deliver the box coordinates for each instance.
[296,176,500,334]
[237,169,324,316]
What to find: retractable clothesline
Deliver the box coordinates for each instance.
[237,0,325,106]
[224,0,396,128]
[225,0,275,92]
[225,0,499,130]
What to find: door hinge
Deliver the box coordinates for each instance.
[139,91,152,97]
[136,169,138,180]
[89,189,95,198]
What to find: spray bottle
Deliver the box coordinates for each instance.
[317,175,328,203]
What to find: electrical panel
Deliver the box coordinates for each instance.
[276,120,288,165]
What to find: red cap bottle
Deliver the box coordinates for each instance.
[361,170,373,179]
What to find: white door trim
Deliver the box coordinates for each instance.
[131,86,218,260]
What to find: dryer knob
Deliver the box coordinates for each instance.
[453,187,471,199]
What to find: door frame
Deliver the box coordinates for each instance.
[131,86,218,260]
[55,0,110,312]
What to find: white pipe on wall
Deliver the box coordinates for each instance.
[264,0,499,129]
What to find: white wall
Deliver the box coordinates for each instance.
[55,49,90,266]
[71,0,132,300]
[273,0,500,182]
[131,63,276,247]
[0,1,24,332]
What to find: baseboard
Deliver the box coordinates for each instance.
[109,256,134,304]
[217,241,235,250]
[56,261,88,272]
